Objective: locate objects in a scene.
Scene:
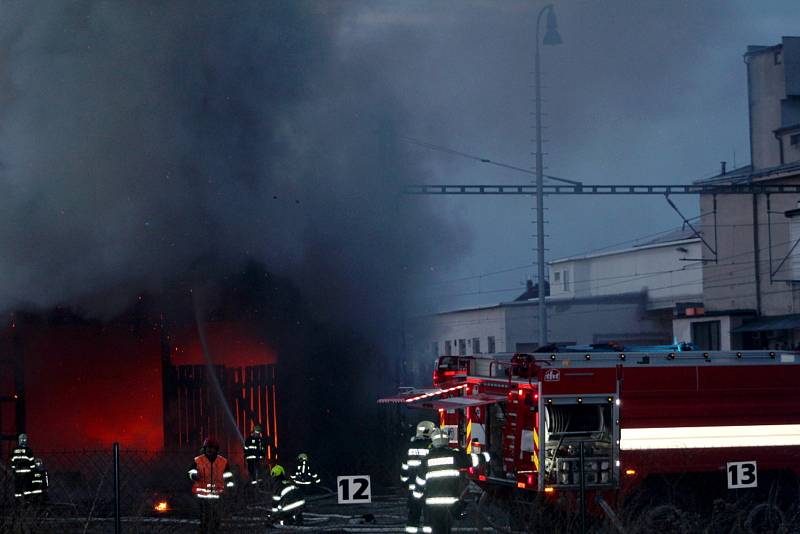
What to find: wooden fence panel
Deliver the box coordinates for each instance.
[166,363,277,456]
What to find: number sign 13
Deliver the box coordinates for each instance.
[727,461,757,489]
[337,475,372,504]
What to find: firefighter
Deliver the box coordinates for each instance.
[402,420,436,534]
[270,464,305,526]
[188,437,234,534]
[28,458,49,502]
[419,429,470,534]
[291,452,320,486]
[243,424,270,486]
[10,433,35,501]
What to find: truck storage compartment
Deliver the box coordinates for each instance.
[544,402,615,488]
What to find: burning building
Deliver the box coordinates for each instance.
[1,311,278,466]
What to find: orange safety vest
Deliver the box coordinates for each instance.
[192,454,229,498]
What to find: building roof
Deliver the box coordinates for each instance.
[745,44,782,58]
[632,227,699,248]
[694,161,800,186]
[732,313,800,333]
[513,280,549,302]
[549,228,700,265]
[774,123,800,135]
[428,291,647,317]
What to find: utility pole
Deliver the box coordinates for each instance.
[533,4,562,346]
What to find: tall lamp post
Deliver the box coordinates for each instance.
[534,4,562,347]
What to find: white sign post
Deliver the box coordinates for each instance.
[337,475,372,504]
[727,461,757,489]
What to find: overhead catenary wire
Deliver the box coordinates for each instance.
[424,229,800,299]
[418,235,800,318]
[421,216,796,289]
[425,269,795,329]
[398,135,583,186]
[420,222,703,287]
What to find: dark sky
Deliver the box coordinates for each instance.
[341,0,800,312]
[0,1,799,321]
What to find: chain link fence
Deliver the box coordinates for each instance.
[3,446,800,533]
[0,447,280,533]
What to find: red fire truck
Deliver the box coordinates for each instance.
[380,349,800,517]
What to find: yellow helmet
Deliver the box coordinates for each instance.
[270,465,285,478]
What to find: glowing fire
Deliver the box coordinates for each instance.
[154,500,169,513]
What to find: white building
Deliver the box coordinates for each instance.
[549,229,702,310]
[404,230,703,386]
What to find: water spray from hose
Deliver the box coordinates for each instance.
[192,290,244,445]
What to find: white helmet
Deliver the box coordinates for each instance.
[416,421,436,439]
[430,429,449,448]
[18,433,28,447]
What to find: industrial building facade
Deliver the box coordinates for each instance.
[405,36,800,385]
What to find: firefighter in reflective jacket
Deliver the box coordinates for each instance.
[28,458,49,502]
[403,420,436,534]
[188,437,234,533]
[291,453,320,486]
[270,465,305,525]
[11,433,35,500]
[417,429,470,534]
[244,425,270,485]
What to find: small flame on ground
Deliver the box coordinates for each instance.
[154,501,169,513]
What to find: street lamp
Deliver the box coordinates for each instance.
[534,4,561,347]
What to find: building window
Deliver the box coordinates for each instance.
[691,320,721,350]
[487,336,496,353]
[444,340,452,356]
[554,271,561,282]
[458,339,467,356]
[472,337,481,354]
[562,270,570,291]
[791,133,800,146]
[432,342,439,357]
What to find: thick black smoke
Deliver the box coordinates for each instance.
[0,2,462,470]
[0,1,457,327]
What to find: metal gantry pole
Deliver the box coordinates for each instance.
[534,6,548,347]
[579,441,587,534]
[113,442,121,534]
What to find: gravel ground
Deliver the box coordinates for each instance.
[1,489,498,533]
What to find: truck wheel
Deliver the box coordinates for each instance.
[745,503,785,534]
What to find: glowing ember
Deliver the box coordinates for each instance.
[154,501,169,513]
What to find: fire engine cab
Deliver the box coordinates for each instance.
[380,350,800,506]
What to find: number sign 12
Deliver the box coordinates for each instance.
[337,475,372,504]
[727,461,757,489]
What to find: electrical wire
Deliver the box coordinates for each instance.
[421,217,798,289]
[398,135,582,185]
[420,232,800,302]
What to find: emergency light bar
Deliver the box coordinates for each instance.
[404,384,468,403]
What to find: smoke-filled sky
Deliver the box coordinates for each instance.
[1,0,799,322]
[0,1,461,331]
[343,0,800,312]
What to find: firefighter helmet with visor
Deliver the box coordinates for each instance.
[430,429,449,448]
[416,421,436,439]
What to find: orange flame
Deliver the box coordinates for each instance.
[154,501,169,513]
